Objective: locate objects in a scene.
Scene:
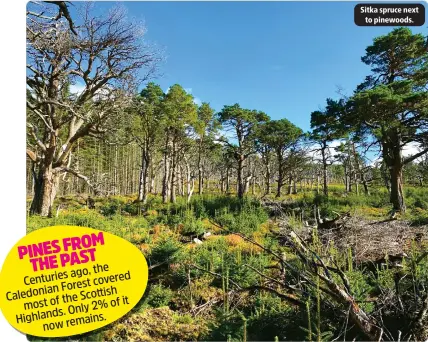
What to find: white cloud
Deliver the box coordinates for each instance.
[306,139,343,162]
[69,83,117,101]
[328,140,343,149]
[368,157,383,167]
[184,87,202,105]
[403,142,425,162]
[403,142,419,157]
[308,140,425,166]
[69,83,85,95]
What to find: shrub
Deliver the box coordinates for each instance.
[145,284,174,308]
[99,198,126,216]
[150,234,183,265]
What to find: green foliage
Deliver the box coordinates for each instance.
[257,118,303,151]
[248,295,302,340]
[27,191,428,341]
[144,284,174,308]
[217,104,270,188]
[195,102,219,139]
[360,27,427,89]
[150,234,183,265]
[350,80,428,136]
[345,270,375,313]
[215,206,268,235]
[181,214,206,237]
[217,104,270,130]
[26,7,428,341]
[162,84,198,129]
[99,197,129,216]
[310,98,346,142]
[205,313,246,341]
[404,187,428,210]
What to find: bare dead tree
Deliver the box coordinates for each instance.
[46,1,78,35]
[26,2,162,216]
[207,219,387,341]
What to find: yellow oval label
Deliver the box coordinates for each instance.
[0,225,148,337]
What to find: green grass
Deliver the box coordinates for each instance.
[266,184,428,222]
[26,187,428,341]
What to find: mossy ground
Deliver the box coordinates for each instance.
[26,187,428,341]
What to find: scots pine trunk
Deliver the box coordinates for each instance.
[113,145,118,195]
[390,166,405,212]
[383,132,406,213]
[276,151,284,198]
[29,127,62,216]
[244,174,252,195]
[198,137,203,195]
[389,152,406,213]
[316,174,320,194]
[180,166,185,197]
[321,141,328,197]
[344,163,350,192]
[276,169,283,198]
[237,157,245,199]
[352,143,369,195]
[198,166,203,195]
[265,165,271,196]
[262,150,271,196]
[361,174,370,196]
[381,162,391,194]
[185,158,195,203]
[170,136,177,203]
[226,167,230,193]
[137,147,150,204]
[162,134,171,203]
[287,176,293,195]
[30,164,60,217]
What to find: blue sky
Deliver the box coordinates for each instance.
[73,1,426,132]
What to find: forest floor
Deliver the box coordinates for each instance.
[26,187,428,342]
[277,213,427,262]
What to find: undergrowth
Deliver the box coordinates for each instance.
[26,189,428,341]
